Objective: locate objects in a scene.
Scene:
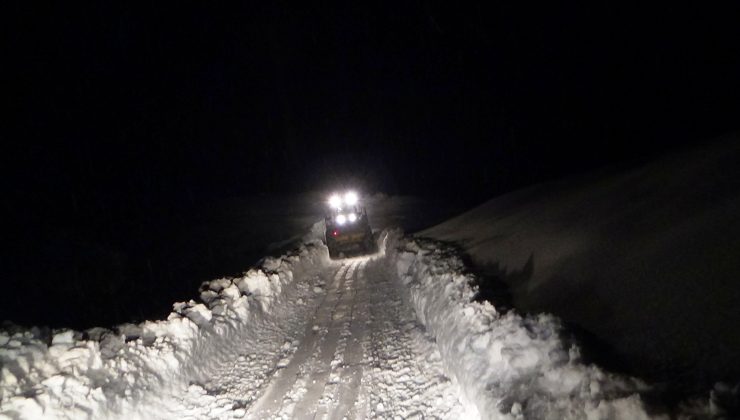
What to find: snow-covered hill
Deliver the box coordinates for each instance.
[423,135,740,398]
[2,137,739,418]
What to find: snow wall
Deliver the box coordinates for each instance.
[0,242,328,419]
[388,234,666,419]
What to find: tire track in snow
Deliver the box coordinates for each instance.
[245,261,357,419]
[242,253,463,419]
[177,264,345,419]
[324,259,371,420]
[357,260,465,419]
[289,260,366,418]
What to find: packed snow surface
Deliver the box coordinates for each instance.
[0,228,726,418]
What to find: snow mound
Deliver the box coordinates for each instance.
[421,136,740,399]
[389,235,660,419]
[0,241,328,419]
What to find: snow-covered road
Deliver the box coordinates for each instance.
[236,258,463,419]
[153,254,466,419]
[1,237,469,419]
[2,231,714,419]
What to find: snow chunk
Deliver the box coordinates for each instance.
[51,330,74,346]
[220,284,241,301]
[184,303,212,326]
[117,323,143,341]
[208,278,233,292]
[200,289,219,304]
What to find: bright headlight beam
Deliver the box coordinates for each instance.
[329,194,342,209]
[348,212,357,222]
[336,214,347,225]
[344,191,358,206]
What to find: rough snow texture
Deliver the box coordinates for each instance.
[3,223,734,418]
[0,242,326,419]
[391,235,663,420]
[241,252,466,419]
[0,236,466,419]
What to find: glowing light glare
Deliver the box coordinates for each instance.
[335,214,347,225]
[329,194,342,209]
[348,212,357,222]
[344,191,358,206]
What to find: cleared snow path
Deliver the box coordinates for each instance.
[159,253,464,419]
[243,257,464,419]
[9,231,710,419]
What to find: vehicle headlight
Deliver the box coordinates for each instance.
[344,191,358,206]
[335,214,347,225]
[348,212,357,222]
[329,194,342,209]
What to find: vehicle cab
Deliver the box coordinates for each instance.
[324,191,374,259]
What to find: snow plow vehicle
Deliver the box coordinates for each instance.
[324,191,375,259]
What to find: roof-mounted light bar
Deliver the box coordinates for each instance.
[328,190,359,209]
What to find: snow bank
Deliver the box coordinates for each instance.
[0,241,328,419]
[389,235,661,419]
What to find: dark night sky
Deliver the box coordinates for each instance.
[3,2,740,326]
[7,2,739,202]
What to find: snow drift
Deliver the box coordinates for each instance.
[422,135,740,395]
[0,242,328,419]
[388,234,660,419]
